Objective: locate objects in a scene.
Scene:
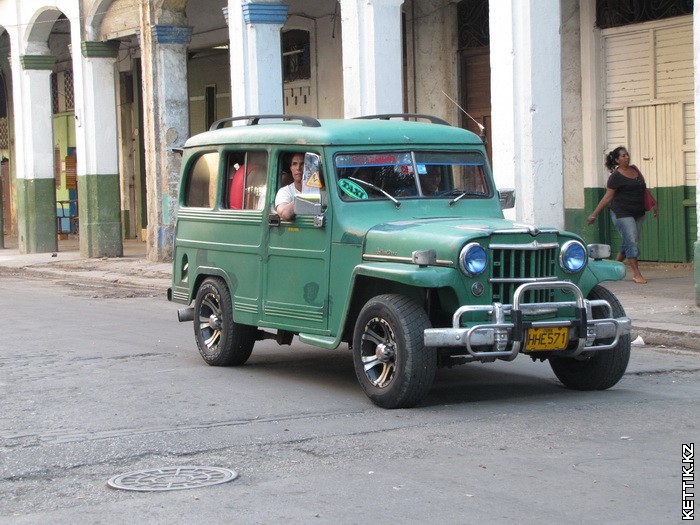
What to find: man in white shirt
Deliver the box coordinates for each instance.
[275,152,305,220]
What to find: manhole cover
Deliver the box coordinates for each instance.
[107,466,238,492]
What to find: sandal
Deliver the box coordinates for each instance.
[632,276,647,284]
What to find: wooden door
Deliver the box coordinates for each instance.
[460,47,492,162]
[627,104,686,261]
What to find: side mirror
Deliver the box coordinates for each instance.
[303,152,324,192]
[499,188,515,210]
[294,152,326,222]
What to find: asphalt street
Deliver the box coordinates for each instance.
[0,274,698,524]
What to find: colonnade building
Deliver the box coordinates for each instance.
[0,1,697,294]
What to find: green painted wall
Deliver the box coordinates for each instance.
[121,209,131,238]
[16,177,57,253]
[567,185,696,263]
[695,241,700,305]
[77,173,123,257]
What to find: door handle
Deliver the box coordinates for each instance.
[268,213,281,227]
[642,157,653,161]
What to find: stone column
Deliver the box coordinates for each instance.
[75,41,123,258]
[489,0,564,228]
[339,0,404,118]
[579,0,606,240]
[14,54,57,254]
[227,0,288,115]
[140,20,192,262]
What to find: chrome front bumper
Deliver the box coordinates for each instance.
[424,281,631,361]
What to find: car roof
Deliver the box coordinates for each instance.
[184,116,483,149]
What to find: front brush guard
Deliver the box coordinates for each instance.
[424,281,631,361]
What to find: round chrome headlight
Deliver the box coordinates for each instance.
[560,240,587,273]
[459,243,487,276]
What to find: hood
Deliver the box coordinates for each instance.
[363,217,561,262]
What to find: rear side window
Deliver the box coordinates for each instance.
[184,152,219,208]
[225,151,268,211]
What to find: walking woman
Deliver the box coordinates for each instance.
[587,146,659,284]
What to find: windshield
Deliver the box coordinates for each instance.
[335,151,492,202]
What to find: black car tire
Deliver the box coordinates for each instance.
[194,277,256,366]
[353,294,436,408]
[549,284,631,390]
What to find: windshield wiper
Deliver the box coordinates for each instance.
[446,189,488,206]
[348,177,401,208]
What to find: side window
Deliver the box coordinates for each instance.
[276,151,322,193]
[225,151,268,211]
[274,151,323,216]
[185,152,219,208]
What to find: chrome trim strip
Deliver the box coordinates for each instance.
[492,228,559,235]
[489,242,559,250]
[489,276,558,283]
[362,254,453,266]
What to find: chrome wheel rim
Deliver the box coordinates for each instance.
[198,291,223,355]
[359,316,397,388]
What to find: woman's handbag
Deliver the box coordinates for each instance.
[643,188,656,211]
[633,165,656,211]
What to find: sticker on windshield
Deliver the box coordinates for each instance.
[339,179,369,200]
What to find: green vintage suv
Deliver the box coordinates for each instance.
[168,114,631,408]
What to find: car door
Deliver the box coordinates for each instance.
[263,151,331,333]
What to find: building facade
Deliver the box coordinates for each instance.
[0,0,698,299]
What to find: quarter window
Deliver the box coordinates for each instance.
[185,152,219,208]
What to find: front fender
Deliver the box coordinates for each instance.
[353,262,458,288]
[578,260,626,296]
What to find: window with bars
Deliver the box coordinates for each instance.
[458,0,489,49]
[0,118,8,150]
[596,0,692,29]
[51,73,59,114]
[50,71,75,113]
[282,30,311,83]
[64,70,74,110]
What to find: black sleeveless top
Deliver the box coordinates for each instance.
[606,166,646,219]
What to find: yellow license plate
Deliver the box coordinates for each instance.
[525,327,569,351]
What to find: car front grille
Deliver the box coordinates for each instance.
[490,243,558,305]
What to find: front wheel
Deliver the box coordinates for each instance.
[549,284,631,390]
[352,294,436,409]
[194,277,256,366]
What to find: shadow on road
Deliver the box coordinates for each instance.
[206,344,632,408]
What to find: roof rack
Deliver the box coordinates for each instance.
[354,113,451,126]
[209,114,321,131]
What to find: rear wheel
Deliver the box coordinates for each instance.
[549,284,630,390]
[194,277,256,366]
[352,294,436,408]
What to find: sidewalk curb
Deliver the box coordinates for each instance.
[0,265,171,292]
[634,327,700,352]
